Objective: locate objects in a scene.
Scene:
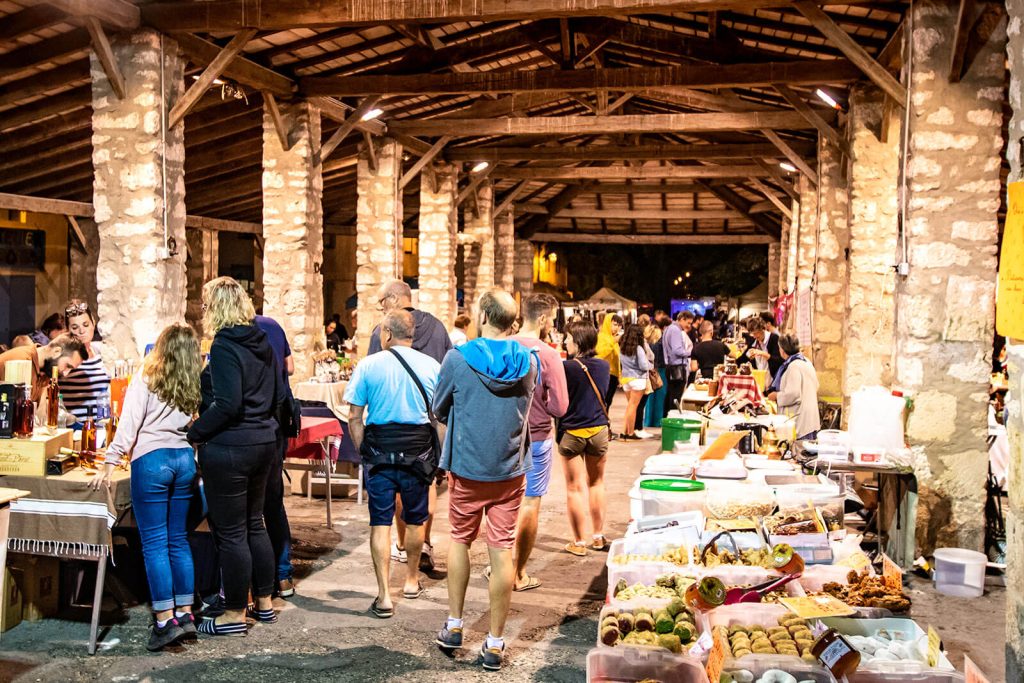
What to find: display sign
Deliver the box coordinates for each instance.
[779,595,857,619]
[705,630,726,683]
[837,551,871,572]
[881,553,903,592]
[965,655,991,683]
[997,181,1024,339]
[927,625,941,668]
[0,228,45,271]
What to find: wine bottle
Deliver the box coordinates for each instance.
[46,366,59,432]
[106,401,119,448]
[81,406,97,462]
[13,386,34,439]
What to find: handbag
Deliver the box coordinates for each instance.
[666,364,686,382]
[387,348,441,481]
[648,367,663,391]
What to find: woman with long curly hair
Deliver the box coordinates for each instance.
[90,323,202,651]
[187,277,284,637]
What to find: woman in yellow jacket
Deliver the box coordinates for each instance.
[595,313,623,408]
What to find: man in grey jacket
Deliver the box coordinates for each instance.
[431,290,538,672]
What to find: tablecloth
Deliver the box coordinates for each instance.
[294,381,349,421]
[717,374,764,406]
[286,416,344,462]
[0,469,132,558]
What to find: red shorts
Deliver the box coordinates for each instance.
[447,473,526,550]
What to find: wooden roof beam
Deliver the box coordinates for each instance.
[793,0,907,105]
[174,32,295,97]
[948,0,977,83]
[399,136,452,190]
[320,96,381,162]
[390,111,814,137]
[0,29,90,80]
[762,130,817,186]
[85,17,126,100]
[696,180,780,238]
[45,0,140,30]
[169,30,258,129]
[497,165,772,180]
[772,84,847,154]
[446,142,813,162]
[558,208,743,220]
[0,6,68,42]
[531,232,774,245]
[746,178,793,220]
[300,59,862,96]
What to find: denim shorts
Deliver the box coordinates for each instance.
[524,438,554,498]
[365,465,430,527]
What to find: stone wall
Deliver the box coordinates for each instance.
[513,239,535,296]
[784,198,799,295]
[462,180,494,311]
[767,242,781,301]
[262,99,323,380]
[895,0,1005,552]
[789,174,818,339]
[417,163,458,327]
[844,85,900,398]
[777,218,791,297]
[91,30,186,363]
[355,137,403,351]
[494,211,515,292]
[811,140,849,399]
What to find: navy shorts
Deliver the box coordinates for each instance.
[365,466,430,527]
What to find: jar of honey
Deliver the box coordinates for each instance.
[683,576,726,611]
[811,628,861,678]
[771,543,805,575]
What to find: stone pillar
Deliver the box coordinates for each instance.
[767,242,781,301]
[355,137,403,351]
[894,0,1005,552]
[462,180,494,310]
[513,239,535,296]
[777,218,791,297]
[785,197,799,295]
[417,162,458,327]
[68,217,99,316]
[262,100,322,380]
[789,175,818,339]
[185,227,217,335]
[92,30,186,362]
[810,139,849,399]
[494,210,515,292]
[844,85,900,399]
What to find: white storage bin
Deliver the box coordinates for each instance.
[587,646,711,683]
[639,479,707,519]
[643,454,698,477]
[933,547,986,598]
[722,655,838,683]
[608,527,697,570]
[821,617,956,678]
[634,510,706,535]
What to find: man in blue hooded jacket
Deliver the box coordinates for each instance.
[431,289,538,671]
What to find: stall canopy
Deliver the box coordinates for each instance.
[576,287,637,312]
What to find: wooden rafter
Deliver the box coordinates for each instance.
[497,165,772,180]
[320,96,381,162]
[399,136,452,190]
[0,5,67,43]
[84,18,126,100]
[746,178,793,220]
[772,84,847,154]
[753,159,799,201]
[446,142,813,162]
[948,0,977,83]
[558,208,742,220]
[0,29,90,80]
[456,169,494,207]
[45,0,140,30]
[168,29,258,129]
[263,92,292,151]
[761,130,817,186]
[300,59,861,96]
[174,32,294,97]
[793,0,906,105]
[696,180,780,238]
[531,232,774,245]
[494,181,530,217]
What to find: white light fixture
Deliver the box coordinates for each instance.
[192,75,225,85]
[779,161,798,173]
[471,161,490,173]
[548,252,558,262]
[815,88,840,110]
[361,108,384,122]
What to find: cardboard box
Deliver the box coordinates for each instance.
[0,428,73,476]
[9,555,59,621]
[2,568,23,633]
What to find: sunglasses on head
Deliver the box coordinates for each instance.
[65,302,90,317]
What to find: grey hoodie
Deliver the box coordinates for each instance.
[432,338,538,482]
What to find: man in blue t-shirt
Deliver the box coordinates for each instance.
[344,310,441,618]
[253,314,296,598]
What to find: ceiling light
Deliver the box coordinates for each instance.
[361,108,384,121]
[471,161,490,173]
[548,252,558,262]
[815,88,840,110]
[192,75,224,85]
[779,162,798,173]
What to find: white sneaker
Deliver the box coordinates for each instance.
[635,430,654,440]
[391,543,408,563]
[419,543,435,571]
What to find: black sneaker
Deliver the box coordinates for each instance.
[436,623,463,650]
[480,641,504,671]
[147,620,186,651]
[200,595,225,620]
[175,612,198,639]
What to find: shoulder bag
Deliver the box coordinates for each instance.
[575,358,610,425]
[387,348,441,481]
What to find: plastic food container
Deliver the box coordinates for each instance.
[640,479,707,519]
[932,547,986,598]
[704,484,775,520]
[722,654,839,683]
[845,673,964,683]
[608,527,697,571]
[643,454,699,477]
[629,475,693,520]
[702,603,792,631]
[820,617,956,677]
[594,603,703,655]
[587,646,711,682]
[606,565,699,606]
[633,510,706,536]
[775,485,845,535]
[662,417,703,453]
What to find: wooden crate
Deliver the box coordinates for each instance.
[0,428,73,476]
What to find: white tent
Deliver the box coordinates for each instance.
[575,286,637,312]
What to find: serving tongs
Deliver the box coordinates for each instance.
[723,573,801,604]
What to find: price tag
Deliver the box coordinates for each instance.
[838,552,871,572]
[779,595,857,619]
[882,553,903,592]
[705,631,726,683]
[927,625,941,667]
[965,655,990,683]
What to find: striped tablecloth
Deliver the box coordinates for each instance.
[0,469,131,558]
[717,374,764,406]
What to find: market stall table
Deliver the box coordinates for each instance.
[294,380,348,421]
[717,373,764,406]
[680,386,713,412]
[284,416,354,528]
[0,469,131,654]
[0,488,29,642]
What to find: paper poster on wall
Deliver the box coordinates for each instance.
[796,288,812,347]
[997,180,1024,339]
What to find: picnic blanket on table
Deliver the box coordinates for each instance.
[0,469,131,558]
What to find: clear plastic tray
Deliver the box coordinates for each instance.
[643,454,699,477]
[595,603,703,656]
[702,602,793,631]
[798,564,859,592]
[606,565,699,606]
[846,673,965,683]
[703,484,775,519]
[608,527,697,571]
[587,646,711,683]
[640,482,707,519]
[821,617,956,677]
[722,654,839,683]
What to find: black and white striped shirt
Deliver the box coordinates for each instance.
[60,346,111,421]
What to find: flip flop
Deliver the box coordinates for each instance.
[483,566,492,581]
[513,575,542,592]
[370,598,394,619]
[403,583,424,600]
[565,542,588,557]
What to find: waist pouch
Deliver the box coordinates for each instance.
[362,423,439,482]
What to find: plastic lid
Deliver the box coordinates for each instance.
[639,478,705,492]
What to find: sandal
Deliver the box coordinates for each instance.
[564,541,588,557]
[370,598,394,619]
[403,583,424,600]
[246,605,278,623]
[514,575,542,592]
[591,535,608,551]
[197,619,247,637]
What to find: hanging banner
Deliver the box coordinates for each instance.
[997,181,1024,339]
[796,288,812,348]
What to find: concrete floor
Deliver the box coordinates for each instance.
[0,402,1008,682]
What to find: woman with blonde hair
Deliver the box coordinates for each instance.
[90,323,201,651]
[187,277,284,636]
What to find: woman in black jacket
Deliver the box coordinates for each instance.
[188,277,283,636]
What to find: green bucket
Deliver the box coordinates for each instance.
[661,417,702,452]
[638,478,705,493]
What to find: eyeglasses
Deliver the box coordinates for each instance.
[65,302,89,317]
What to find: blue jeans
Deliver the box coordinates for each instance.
[130,448,197,612]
